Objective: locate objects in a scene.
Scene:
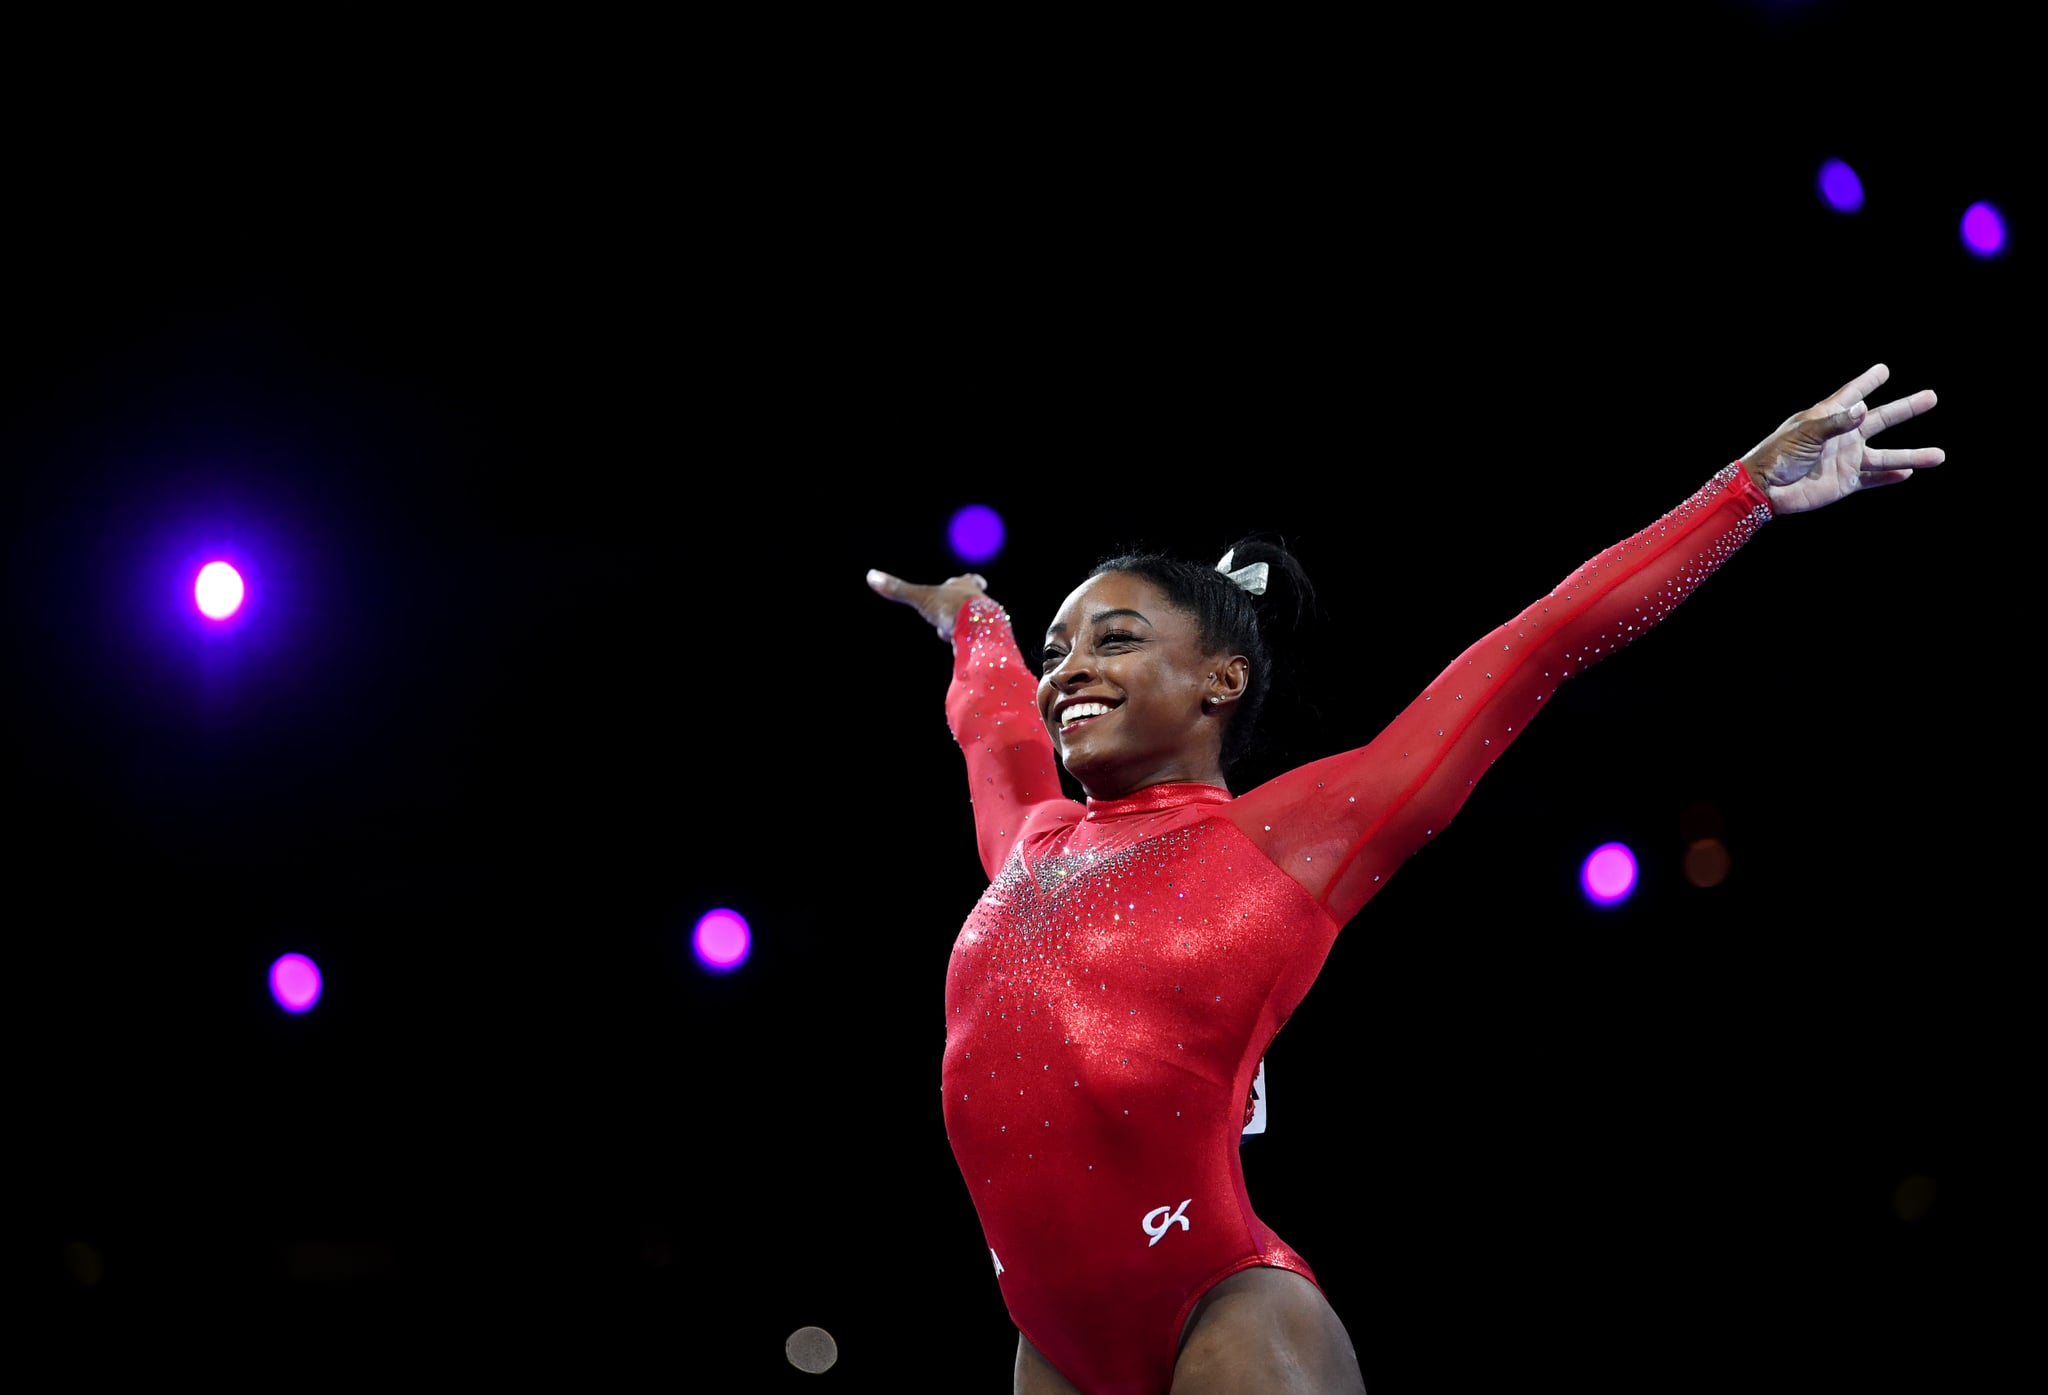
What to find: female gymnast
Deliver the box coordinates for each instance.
[866,363,1942,1395]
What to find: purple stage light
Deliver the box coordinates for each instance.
[195,560,246,619]
[948,504,1006,566]
[269,953,323,1013]
[1960,201,2006,256]
[693,907,752,973]
[1816,158,1863,213]
[1580,841,1638,908]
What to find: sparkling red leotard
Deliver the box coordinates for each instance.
[941,463,1774,1395]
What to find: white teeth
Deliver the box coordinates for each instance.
[1058,702,1113,730]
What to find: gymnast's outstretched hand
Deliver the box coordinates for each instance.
[867,568,994,646]
[1739,362,1944,515]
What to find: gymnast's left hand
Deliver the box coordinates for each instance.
[1739,362,1944,515]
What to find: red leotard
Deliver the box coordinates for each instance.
[941,463,1774,1395]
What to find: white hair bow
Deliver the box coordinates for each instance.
[1214,548,1269,596]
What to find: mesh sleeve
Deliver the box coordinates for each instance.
[946,597,1081,880]
[1229,462,1774,925]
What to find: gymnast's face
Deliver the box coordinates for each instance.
[1037,571,1228,802]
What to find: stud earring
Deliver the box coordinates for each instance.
[1207,696,1222,706]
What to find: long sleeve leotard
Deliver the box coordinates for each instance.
[939,462,1775,1395]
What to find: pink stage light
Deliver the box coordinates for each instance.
[1580,841,1638,908]
[693,907,751,973]
[269,953,324,1013]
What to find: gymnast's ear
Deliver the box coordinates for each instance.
[1205,657,1249,706]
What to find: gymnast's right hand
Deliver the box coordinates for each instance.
[866,569,992,645]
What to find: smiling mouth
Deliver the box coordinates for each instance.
[1057,701,1115,732]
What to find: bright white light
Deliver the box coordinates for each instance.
[195,561,245,619]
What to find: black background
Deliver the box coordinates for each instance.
[10,5,2029,1390]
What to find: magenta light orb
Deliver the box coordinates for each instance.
[948,504,1006,566]
[1580,841,1638,908]
[269,953,323,1013]
[1960,201,2007,257]
[693,907,752,973]
[1816,158,1864,213]
[195,561,246,619]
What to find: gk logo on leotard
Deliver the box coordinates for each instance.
[1143,1199,1192,1248]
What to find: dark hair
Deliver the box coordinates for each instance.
[1088,530,1317,777]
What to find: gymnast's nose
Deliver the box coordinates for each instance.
[1047,653,1095,689]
